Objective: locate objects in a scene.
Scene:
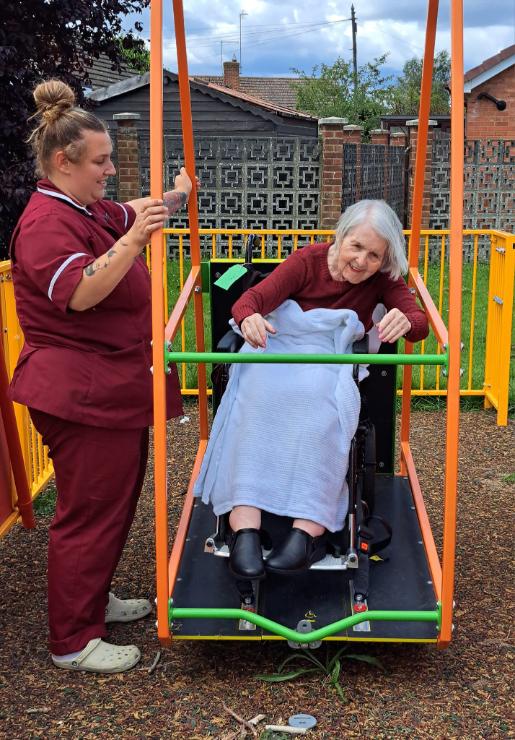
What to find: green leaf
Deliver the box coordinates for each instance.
[330,659,341,684]
[255,668,320,683]
[333,681,347,702]
[344,653,385,670]
[328,646,349,671]
[276,652,318,673]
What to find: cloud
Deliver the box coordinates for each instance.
[123,0,514,76]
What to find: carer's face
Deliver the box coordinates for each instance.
[335,223,387,284]
[67,130,117,205]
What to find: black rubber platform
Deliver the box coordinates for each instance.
[171,476,438,642]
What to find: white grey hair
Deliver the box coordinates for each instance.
[334,200,408,280]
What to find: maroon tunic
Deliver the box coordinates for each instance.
[9,179,182,427]
[232,242,429,343]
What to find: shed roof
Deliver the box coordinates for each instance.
[85,53,138,90]
[88,70,317,123]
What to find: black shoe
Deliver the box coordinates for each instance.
[265,528,327,574]
[229,528,265,580]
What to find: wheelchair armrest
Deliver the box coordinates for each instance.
[216,328,244,354]
[352,335,369,355]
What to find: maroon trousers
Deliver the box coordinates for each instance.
[29,409,149,655]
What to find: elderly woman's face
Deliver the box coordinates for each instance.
[334,223,387,283]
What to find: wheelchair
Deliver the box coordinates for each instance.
[203,256,393,627]
[170,254,437,643]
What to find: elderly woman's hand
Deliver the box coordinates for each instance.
[241,313,277,349]
[377,308,412,343]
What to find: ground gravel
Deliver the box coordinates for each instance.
[0,405,513,739]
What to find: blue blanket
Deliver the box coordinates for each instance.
[193,300,365,531]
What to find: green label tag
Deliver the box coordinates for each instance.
[213,264,248,290]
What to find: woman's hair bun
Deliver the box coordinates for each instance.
[33,80,76,125]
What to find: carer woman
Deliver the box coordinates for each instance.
[9,79,191,674]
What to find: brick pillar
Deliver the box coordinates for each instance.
[370,129,389,146]
[318,117,348,229]
[223,60,240,90]
[406,118,437,228]
[113,113,141,202]
[343,124,364,203]
[389,132,407,147]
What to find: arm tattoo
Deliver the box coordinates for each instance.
[164,190,188,215]
[84,248,117,277]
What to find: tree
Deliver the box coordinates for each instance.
[118,34,150,73]
[0,0,148,257]
[387,50,451,115]
[293,55,393,135]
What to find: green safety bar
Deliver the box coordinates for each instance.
[165,350,448,367]
[168,603,442,642]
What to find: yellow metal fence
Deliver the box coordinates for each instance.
[0,226,513,533]
[165,227,513,424]
[0,263,54,534]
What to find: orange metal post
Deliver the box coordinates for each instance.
[149,0,171,646]
[439,0,464,648]
[409,268,449,347]
[172,0,209,444]
[400,0,439,475]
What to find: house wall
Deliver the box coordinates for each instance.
[466,65,515,140]
[92,78,318,138]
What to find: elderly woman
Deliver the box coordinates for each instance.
[194,200,428,580]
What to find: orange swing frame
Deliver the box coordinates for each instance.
[150,0,463,648]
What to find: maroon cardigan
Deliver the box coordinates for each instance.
[232,242,428,343]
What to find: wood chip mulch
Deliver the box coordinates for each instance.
[0,406,513,739]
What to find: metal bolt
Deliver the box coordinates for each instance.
[194,285,202,293]
[378,461,384,468]
[381,370,387,377]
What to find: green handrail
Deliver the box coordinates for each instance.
[169,604,441,642]
[165,350,448,367]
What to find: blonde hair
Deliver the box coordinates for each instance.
[28,79,107,176]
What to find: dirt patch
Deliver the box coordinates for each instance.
[0,408,513,739]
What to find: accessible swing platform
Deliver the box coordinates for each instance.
[167,260,441,644]
[171,478,437,643]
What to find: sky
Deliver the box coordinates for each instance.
[123,0,514,78]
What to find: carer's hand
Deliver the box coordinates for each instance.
[241,312,277,348]
[377,308,411,343]
[126,198,168,251]
[173,167,194,197]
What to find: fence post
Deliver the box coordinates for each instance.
[343,124,364,203]
[318,117,348,229]
[370,129,388,199]
[113,113,142,202]
[484,233,515,425]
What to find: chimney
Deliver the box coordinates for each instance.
[223,58,240,91]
